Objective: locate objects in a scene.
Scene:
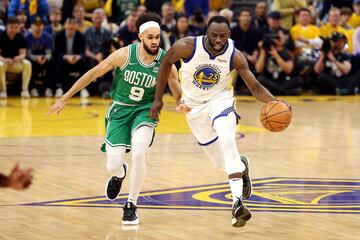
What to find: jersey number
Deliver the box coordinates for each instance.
[129,86,144,101]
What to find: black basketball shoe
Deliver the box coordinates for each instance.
[105,162,128,201]
[122,201,139,225]
[232,198,251,227]
[240,155,253,199]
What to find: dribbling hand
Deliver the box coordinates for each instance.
[176,100,192,114]
[9,164,33,190]
[47,99,66,116]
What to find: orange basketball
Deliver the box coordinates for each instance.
[260,100,292,132]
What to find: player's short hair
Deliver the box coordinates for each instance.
[136,12,162,33]
[207,15,230,28]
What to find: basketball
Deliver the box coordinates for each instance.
[260,100,292,132]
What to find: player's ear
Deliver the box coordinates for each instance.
[138,33,143,41]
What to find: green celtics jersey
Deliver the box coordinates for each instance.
[110,43,165,105]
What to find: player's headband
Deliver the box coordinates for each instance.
[139,21,160,34]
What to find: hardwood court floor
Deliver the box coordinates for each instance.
[0,95,359,240]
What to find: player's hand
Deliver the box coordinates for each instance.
[176,100,192,114]
[47,98,66,116]
[149,98,163,120]
[275,98,292,112]
[9,164,33,190]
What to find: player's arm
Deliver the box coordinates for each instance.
[150,37,194,120]
[47,47,128,115]
[167,64,181,104]
[233,49,275,103]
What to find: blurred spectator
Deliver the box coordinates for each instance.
[272,0,308,30]
[61,0,77,23]
[25,16,52,97]
[0,17,31,98]
[188,8,207,36]
[8,0,49,24]
[290,8,322,90]
[107,0,139,25]
[255,30,303,95]
[251,1,268,30]
[314,32,358,94]
[73,4,93,33]
[136,5,147,16]
[101,15,120,35]
[185,0,209,17]
[290,8,322,55]
[319,0,353,21]
[353,26,360,53]
[54,18,86,98]
[144,0,167,15]
[16,10,29,36]
[170,13,194,43]
[116,12,139,47]
[219,8,236,28]
[320,7,352,53]
[340,7,353,30]
[210,0,232,11]
[231,8,261,70]
[161,2,176,33]
[262,11,293,50]
[84,8,112,96]
[0,0,9,27]
[348,0,360,28]
[44,7,63,37]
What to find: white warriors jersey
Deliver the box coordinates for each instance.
[180,35,236,106]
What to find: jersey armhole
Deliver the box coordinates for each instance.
[183,37,197,63]
[119,45,131,70]
[229,42,235,72]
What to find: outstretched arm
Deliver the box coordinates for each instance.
[167,64,182,104]
[149,37,194,120]
[233,49,275,103]
[47,47,128,115]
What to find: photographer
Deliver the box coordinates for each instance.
[255,30,304,95]
[314,32,359,95]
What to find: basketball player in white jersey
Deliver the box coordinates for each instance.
[150,16,287,227]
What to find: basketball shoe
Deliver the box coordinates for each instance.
[122,201,139,225]
[240,155,252,199]
[232,198,251,227]
[105,162,128,201]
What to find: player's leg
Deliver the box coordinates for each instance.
[122,125,154,225]
[104,104,132,201]
[105,144,128,201]
[212,111,251,227]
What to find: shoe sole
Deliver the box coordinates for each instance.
[240,155,253,199]
[105,162,128,201]
[232,206,252,227]
[122,218,139,225]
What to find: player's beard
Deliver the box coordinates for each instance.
[208,38,226,52]
[143,42,159,56]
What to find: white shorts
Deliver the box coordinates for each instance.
[184,93,240,145]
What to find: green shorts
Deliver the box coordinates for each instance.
[104,101,157,150]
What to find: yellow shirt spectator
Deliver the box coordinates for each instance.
[348,13,360,29]
[290,24,320,53]
[273,0,308,30]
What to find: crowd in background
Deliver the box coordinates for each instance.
[0,0,360,98]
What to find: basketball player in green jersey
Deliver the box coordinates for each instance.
[48,13,181,225]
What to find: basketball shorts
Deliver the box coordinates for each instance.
[104,101,157,150]
[185,95,240,146]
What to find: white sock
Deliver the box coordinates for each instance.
[229,178,243,206]
[128,126,154,205]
